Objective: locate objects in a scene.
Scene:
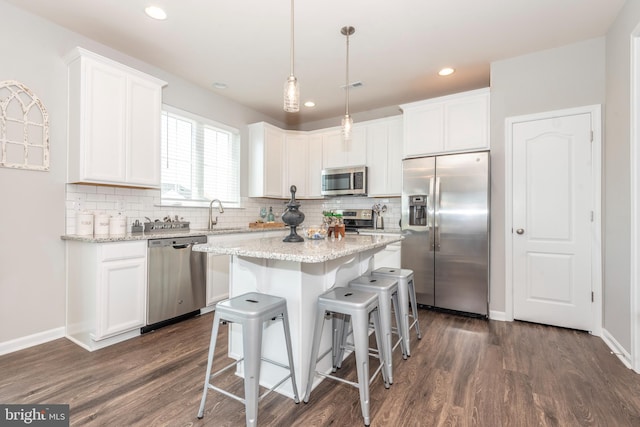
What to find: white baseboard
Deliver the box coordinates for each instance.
[601,327,633,370]
[489,310,508,321]
[0,327,65,356]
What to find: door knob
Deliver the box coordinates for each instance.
[516,228,525,235]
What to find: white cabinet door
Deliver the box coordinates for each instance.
[366,116,403,197]
[96,256,147,339]
[126,75,163,186]
[248,122,285,198]
[386,118,403,195]
[206,254,230,306]
[403,102,444,157]
[322,126,367,169]
[284,133,323,199]
[80,58,128,183]
[67,48,165,188]
[307,134,323,198]
[445,92,490,152]
[401,88,489,158]
[285,133,309,196]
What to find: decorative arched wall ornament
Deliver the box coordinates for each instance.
[0,80,50,171]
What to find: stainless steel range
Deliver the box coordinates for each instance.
[338,209,374,232]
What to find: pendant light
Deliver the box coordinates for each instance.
[283,0,299,112]
[341,26,355,141]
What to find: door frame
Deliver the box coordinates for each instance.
[504,105,602,336]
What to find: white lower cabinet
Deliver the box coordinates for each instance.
[67,240,147,351]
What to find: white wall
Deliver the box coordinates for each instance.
[489,38,607,313]
[603,0,640,352]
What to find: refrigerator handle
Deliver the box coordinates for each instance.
[434,176,441,251]
[428,178,435,251]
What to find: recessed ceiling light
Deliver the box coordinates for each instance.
[304,101,316,108]
[212,82,228,89]
[145,6,167,20]
[438,67,455,76]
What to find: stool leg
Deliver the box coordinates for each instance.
[377,292,394,384]
[391,291,408,360]
[303,306,326,403]
[335,314,352,370]
[408,278,422,340]
[371,308,390,389]
[197,311,222,419]
[331,314,344,371]
[280,309,300,403]
[396,279,411,357]
[352,309,372,426]
[242,318,263,427]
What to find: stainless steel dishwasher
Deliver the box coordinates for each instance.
[143,235,208,333]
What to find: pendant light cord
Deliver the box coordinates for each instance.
[290,0,295,77]
[345,29,350,115]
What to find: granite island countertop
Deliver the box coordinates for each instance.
[192,234,403,263]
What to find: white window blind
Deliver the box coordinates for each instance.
[160,106,240,207]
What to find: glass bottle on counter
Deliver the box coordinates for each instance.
[267,206,275,223]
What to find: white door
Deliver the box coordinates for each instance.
[512,113,593,331]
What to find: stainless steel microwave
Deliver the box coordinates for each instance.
[321,166,368,196]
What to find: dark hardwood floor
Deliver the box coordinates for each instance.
[1,309,640,426]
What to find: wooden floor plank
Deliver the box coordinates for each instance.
[1,310,640,426]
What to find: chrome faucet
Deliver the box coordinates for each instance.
[208,199,224,229]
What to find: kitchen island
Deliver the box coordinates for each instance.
[193,233,403,398]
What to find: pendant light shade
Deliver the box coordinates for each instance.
[283,0,299,112]
[341,26,355,141]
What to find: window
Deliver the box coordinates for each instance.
[160,106,240,207]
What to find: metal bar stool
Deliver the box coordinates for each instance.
[197,292,300,427]
[372,267,422,356]
[345,275,407,385]
[303,287,389,427]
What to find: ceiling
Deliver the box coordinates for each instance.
[6,0,626,127]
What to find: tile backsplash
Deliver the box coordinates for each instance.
[65,184,401,235]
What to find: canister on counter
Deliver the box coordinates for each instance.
[76,212,94,236]
[109,215,127,237]
[94,213,110,237]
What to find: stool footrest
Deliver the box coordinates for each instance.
[315,360,385,389]
[205,356,297,405]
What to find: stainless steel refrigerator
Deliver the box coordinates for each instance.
[401,151,489,316]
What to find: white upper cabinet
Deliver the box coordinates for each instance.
[401,88,489,158]
[321,126,367,169]
[366,116,403,197]
[248,122,285,198]
[285,132,323,199]
[249,123,324,199]
[66,47,166,188]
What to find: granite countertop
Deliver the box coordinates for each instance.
[192,234,403,263]
[60,226,277,243]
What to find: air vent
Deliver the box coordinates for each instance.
[340,81,363,89]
